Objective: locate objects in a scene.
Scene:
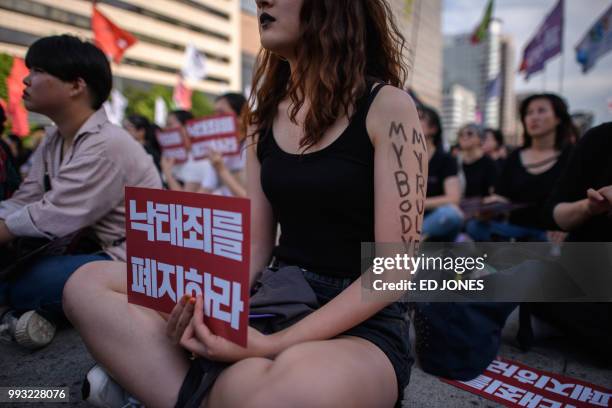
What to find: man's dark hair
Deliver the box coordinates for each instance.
[169,110,194,126]
[25,35,112,110]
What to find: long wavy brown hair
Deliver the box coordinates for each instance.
[245,0,408,151]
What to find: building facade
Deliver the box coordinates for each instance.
[0,0,242,95]
[390,0,443,110]
[442,84,477,144]
[240,0,259,95]
[237,0,443,110]
[443,21,517,143]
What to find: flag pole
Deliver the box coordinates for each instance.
[558,47,565,95]
[558,0,565,94]
[542,65,547,91]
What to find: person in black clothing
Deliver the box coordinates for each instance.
[518,122,612,365]
[63,1,425,407]
[482,127,507,170]
[123,114,162,171]
[417,106,463,241]
[0,106,21,200]
[457,123,498,198]
[467,94,573,241]
[549,122,612,241]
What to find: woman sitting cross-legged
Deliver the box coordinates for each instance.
[63,1,427,407]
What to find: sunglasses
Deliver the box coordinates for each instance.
[459,130,477,138]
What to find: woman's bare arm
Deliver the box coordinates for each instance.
[245,133,277,287]
[269,86,427,352]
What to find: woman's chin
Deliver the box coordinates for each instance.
[260,39,291,58]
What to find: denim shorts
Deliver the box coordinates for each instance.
[301,268,413,405]
[176,266,413,408]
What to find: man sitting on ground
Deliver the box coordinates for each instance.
[0,35,161,349]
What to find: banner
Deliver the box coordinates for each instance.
[7,57,29,137]
[443,358,611,407]
[102,89,127,126]
[186,114,240,160]
[125,187,250,346]
[182,44,207,82]
[485,74,502,99]
[91,5,137,64]
[519,0,564,79]
[156,127,188,164]
[154,96,167,127]
[173,77,192,110]
[575,3,612,74]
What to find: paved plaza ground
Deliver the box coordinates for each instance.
[2,310,610,407]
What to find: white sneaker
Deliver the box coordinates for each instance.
[82,365,143,408]
[0,309,55,349]
[13,310,56,349]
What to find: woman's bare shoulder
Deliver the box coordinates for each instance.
[366,85,420,144]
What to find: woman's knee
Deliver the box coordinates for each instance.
[62,261,124,321]
[207,357,273,407]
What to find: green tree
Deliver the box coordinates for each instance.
[0,53,14,104]
[191,90,214,118]
[123,83,214,123]
[124,84,173,122]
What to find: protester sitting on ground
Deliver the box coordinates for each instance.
[0,35,161,349]
[548,122,612,241]
[3,134,31,172]
[160,110,217,193]
[18,126,47,178]
[482,127,507,169]
[517,122,612,365]
[123,114,162,171]
[466,93,573,242]
[63,1,425,406]
[0,105,21,200]
[417,105,463,241]
[457,124,498,199]
[449,143,461,158]
[206,93,248,197]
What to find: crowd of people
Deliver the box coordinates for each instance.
[420,92,579,244]
[0,0,610,406]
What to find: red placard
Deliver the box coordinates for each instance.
[125,187,250,347]
[186,114,240,160]
[442,358,611,407]
[156,127,188,164]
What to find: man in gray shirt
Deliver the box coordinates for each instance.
[0,35,161,348]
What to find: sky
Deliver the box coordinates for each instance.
[443,0,612,125]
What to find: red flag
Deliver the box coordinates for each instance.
[7,57,29,137]
[91,5,137,63]
[172,77,192,110]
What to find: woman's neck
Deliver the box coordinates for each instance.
[530,131,556,151]
[462,147,483,163]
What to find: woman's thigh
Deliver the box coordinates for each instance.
[64,260,189,408]
[209,336,398,408]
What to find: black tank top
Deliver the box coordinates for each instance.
[257,82,386,279]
